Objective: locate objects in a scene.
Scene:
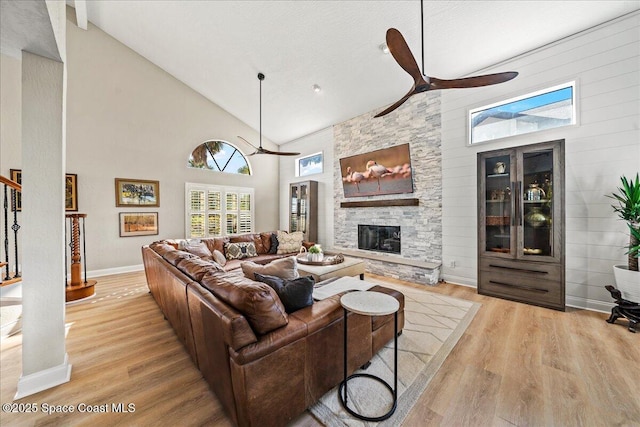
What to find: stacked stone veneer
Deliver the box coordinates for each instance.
[333,94,442,285]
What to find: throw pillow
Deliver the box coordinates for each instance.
[225,241,258,260]
[268,233,278,254]
[183,240,214,262]
[212,249,227,266]
[241,256,299,281]
[276,230,304,254]
[255,273,315,313]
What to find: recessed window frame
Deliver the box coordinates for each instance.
[295,151,324,177]
[185,182,254,239]
[467,81,577,146]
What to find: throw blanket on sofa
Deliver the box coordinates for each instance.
[313,276,375,300]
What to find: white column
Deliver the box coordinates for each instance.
[16,50,70,399]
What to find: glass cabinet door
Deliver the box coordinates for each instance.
[290,185,299,232]
[520,148,556,259]
[482,153,514,255]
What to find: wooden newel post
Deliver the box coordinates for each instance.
[66,213,96,302]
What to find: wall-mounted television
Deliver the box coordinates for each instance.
[339,143,413,198]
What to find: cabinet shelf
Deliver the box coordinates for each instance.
[487,173,509,178]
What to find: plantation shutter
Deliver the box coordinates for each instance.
[185,184,254,238]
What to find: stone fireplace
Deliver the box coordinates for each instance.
[333,94,442,285]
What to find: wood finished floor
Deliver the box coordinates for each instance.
[1,271,639,426]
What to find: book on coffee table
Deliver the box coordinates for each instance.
[312,276,375,301]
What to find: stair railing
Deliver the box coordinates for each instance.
[1,175,21,285]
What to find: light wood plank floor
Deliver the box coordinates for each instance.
[1,271,639,426]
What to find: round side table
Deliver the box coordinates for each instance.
[339,291,400,421]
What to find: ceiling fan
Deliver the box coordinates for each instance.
[238,73,300,156]
[374,1,518,117]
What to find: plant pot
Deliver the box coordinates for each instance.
[613,265,640,303]
[308,253,323,263]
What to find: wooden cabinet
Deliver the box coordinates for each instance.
[478,140,565,310]
[289,180,317,243]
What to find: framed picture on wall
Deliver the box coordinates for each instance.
[296,152,323,177]
[9,169,78,211]
[119,212,159,237]
[65,174,78,211]
[115,178,160,207]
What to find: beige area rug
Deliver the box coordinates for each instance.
[309,280,481,427]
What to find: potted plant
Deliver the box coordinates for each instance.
[607,173,640,303]
[308,244,323,263]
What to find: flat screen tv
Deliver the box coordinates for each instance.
[339,143,413,198]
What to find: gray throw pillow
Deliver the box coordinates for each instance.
[254,273,315,313]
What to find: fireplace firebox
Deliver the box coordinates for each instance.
[358,225,401,254]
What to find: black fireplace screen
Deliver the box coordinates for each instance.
[358,225,401,254]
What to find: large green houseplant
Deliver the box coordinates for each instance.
[607,173,640,302]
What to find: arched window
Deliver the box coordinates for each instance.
[188,140,251,175]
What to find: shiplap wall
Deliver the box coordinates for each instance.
[440,12,640,311]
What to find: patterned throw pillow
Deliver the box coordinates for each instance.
[276,230,304,254]
[225,241,258,260]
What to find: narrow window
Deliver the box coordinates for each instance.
[469,82,576,145]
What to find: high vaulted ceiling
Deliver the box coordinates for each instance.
[68,1,638,143]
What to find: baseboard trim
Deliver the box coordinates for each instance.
[15,353,72,399]
[566,296,615,314]
[441,275,477,288]
[70,264,144,280]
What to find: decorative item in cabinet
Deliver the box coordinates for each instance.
[477,139,565,311]
[289,180,318,242]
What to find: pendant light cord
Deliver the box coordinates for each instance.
[259,75,262,149]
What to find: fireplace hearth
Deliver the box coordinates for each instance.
[358,225,401,254]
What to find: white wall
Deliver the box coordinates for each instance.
[0,55,21,177]
[278,127,334,247]
[440,12,639,310]
[62,12,280,272]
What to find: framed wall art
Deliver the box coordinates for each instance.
[119,212,159,237]
[9,169,78,211]
[65,174,78,211]
[115,178,160,207]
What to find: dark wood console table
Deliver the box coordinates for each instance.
[605,285,639,333]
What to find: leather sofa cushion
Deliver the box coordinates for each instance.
[177,257,223,282]
[241,256,299,281]
[149,241,177,256]
[203,237,229,255]
[369,285,405,331]
[260,232,273,254]
[163,250,198,266]
[200,270,288,335]
[183,241,214,262]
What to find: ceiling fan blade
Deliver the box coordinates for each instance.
[258,147,301,156]
[237,136,259,151]
[374,87,416,118]
[386,28,428,86]
[429,72,518,90]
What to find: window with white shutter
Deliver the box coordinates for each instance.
[185,183,254,238]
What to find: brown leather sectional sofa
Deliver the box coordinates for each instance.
[142,232,405,427]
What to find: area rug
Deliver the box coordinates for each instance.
[309,280,481,426]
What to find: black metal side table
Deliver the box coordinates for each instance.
[338,291,400,421]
